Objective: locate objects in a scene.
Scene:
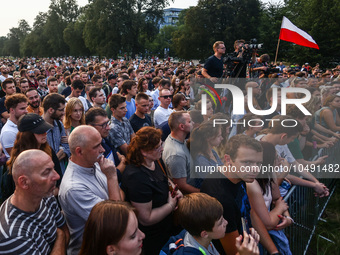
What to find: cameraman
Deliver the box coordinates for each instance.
[230,39,251,79]
[202,41,225,83]
[250,53,270,78]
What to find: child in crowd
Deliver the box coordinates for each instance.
[161,193,259,255]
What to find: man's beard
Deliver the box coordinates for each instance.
[29,102,40,109]
[2,71,9,75]
[51,111,61,120]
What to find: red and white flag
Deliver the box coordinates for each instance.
[279,16,319,49]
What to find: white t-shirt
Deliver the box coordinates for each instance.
[0,75,13,82]
[256,134,296,163]
[0,119,18,158]
[65,96,89,112]
[153,106,173,128]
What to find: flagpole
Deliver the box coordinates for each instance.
[274,38,280,65]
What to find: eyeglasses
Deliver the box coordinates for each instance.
[93,120,111,129]
[160,95,173,99]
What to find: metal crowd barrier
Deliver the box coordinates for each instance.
[283,140,340,254]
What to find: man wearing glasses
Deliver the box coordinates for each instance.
[202,41,226,83]
[153,89,173,128]
[85,107,126,179]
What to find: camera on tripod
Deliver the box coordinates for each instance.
[223,38,264,78]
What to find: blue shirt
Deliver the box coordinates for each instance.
[125,98,136,119]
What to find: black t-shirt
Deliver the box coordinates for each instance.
[204,55,224,78]
[121,161,174,255]
[129,113,152,133]
[231,52,247,79]
[200,174,252,254]
[0,97,6,115]
[61,86,71,97]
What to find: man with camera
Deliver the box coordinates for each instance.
[230,39,249,79]
[250,54,270,78]
[202,41,225,83]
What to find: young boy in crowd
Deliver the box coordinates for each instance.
[121,80,137,119]
[161,193,259,255]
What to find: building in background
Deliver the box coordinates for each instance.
[159,8,183,29]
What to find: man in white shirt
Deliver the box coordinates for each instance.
[0,94,28,158]
[153,89,173,128]
[65,80,89,112]
[0,65,13,82]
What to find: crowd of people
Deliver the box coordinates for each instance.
[0,42,339,255]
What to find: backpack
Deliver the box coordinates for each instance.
[160,230,203,255]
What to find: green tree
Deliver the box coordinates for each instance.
[280,0,340,66]
[3,20,31,57]
[64,12,90,56]
[22,12,52,56]
[258,2,287,63]
[172,0,261,60]
[83,0,171,58]
[43,0,80,56]
[146,25,177,57]
[0,36,8,56]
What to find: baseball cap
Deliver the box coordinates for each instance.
[18,114,53,134]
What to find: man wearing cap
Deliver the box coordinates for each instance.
[0,94,28,159]
[0,149,69,254]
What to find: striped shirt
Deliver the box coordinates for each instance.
[0,196,65,255]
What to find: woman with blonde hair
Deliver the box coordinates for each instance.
[63,97,85,136]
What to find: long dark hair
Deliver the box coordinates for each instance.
[7,131,52,173]
[257,141,275,195]
[189,120,222,159]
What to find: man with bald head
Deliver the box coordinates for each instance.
[58,125,121,255]
[153,88,173,128]
[0,150,69,254]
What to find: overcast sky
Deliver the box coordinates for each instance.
[0,0,199,37]
[0,0,278,37]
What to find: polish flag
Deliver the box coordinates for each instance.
[279,16,319,49]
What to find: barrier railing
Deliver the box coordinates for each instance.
[283,140,339,254]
